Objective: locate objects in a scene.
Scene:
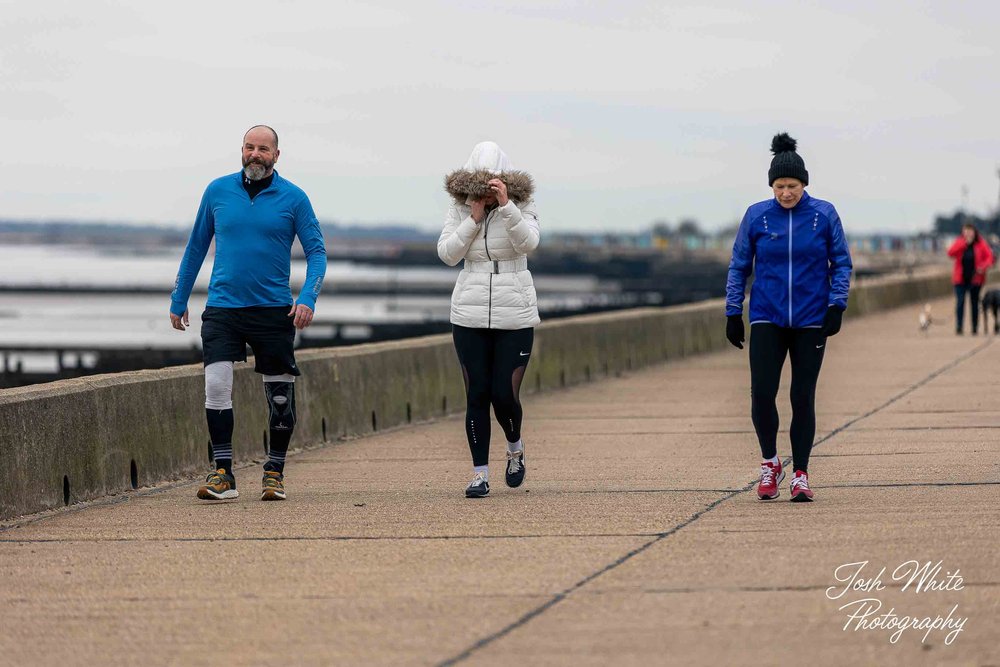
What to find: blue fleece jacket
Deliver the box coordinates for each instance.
[726,191,852,328]
[170,171,326,316]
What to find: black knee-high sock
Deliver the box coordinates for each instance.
[206,408,234,476]
[265,429,291,473]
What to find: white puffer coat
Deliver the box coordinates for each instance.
[438,143,540,330]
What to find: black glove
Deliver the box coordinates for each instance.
[821,305,844,337]
[726,315,745,349]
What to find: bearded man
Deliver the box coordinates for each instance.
[169,125,326,502]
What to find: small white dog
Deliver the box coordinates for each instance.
[919,303,933,334]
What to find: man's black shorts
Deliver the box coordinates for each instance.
[201,306,300,376]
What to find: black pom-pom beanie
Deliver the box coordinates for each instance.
[768,132,809,186]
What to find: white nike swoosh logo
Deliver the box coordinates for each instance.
[519,352,530,356]
[816,345,824,349]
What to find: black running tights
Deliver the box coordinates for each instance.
[749,323,826,473]
[452,324,534,466]
[955,284,981,333]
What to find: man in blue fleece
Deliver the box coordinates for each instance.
[169,125,326,502]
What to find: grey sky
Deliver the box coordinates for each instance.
[2,1,998,233]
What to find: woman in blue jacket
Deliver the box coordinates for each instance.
[725,133,853,502]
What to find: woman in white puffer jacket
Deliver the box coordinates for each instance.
[438,141,540,498]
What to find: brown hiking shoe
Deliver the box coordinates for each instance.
[261,470,286,501]
[197,469,239,500]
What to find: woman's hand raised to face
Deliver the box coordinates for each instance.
[470,198,487,223]
[488,178,509,206]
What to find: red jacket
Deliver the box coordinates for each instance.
[947,236,994,286]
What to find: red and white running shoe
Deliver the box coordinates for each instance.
[789,470,814,502]
[757,460,784,500]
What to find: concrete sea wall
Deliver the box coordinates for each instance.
[0,268,952,520]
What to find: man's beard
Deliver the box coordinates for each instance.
[243,158,272,181]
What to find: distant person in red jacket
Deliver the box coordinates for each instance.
[947,224,994,335]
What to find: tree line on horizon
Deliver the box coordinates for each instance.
[2,208,996,247]
[934,209,1000,238]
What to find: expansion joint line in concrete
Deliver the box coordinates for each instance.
[436,338,994,666]
[0,532,666,544]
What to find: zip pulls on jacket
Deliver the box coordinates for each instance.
[788,208,793,327]
[482,203,499,328]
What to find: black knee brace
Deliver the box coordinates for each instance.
[265,382,296,431]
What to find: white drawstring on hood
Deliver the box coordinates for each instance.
[462,141,513,174]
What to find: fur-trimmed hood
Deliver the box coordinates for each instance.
[444,168,534,203]
[445,141,534,203]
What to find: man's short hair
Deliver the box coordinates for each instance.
[244,125,279,149]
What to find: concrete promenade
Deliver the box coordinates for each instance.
[1,295,998,666]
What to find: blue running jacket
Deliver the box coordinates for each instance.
[726,191,852,328]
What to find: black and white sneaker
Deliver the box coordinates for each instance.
[505,449,525,488]
[465,472,490,498]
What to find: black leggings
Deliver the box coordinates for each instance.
[954,284,981,333]
[452,324,534,466]
[749,323,826,473]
